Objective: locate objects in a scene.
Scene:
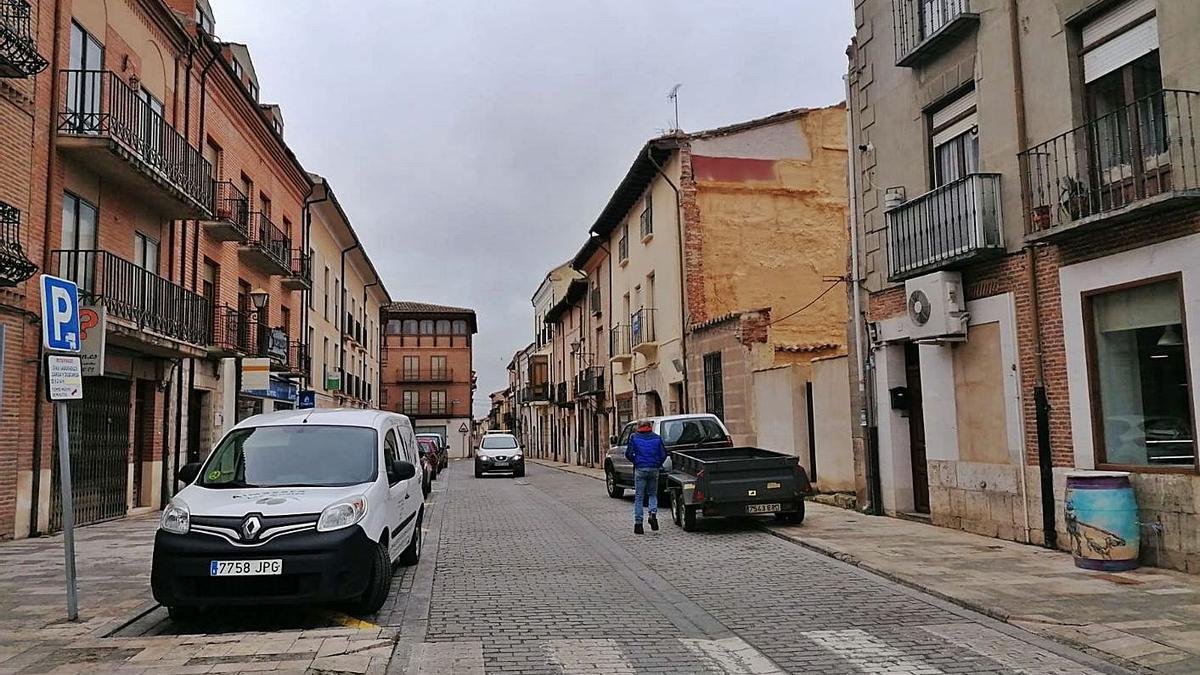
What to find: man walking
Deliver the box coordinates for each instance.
[625,420,668,534]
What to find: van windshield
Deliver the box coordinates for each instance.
[661,418,728,447]
[199,425,378,488]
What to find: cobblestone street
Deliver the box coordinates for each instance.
[0,461,1138,673]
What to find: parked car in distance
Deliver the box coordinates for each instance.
[415,433,449,471]
[669,446,812,531]
[415,437,437,495]
[475,433,525,478]
[151,409,425,620]
[416,436,441,483]
[604,414,732,500]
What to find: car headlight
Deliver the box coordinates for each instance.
[160,498,190,535]
[513,454,523,461]
[316,496,367,532]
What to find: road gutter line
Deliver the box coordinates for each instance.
[386,469,450,674]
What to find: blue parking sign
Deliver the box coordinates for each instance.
[40,275,81,353]
[298,390,316,409]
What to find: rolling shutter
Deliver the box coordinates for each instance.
[1082,0,1158,83]
[932,90,978,147]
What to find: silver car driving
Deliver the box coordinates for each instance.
[474,433,526,478]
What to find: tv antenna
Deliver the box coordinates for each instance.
[667,83,682,131]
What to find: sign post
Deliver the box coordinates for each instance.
[40,275,83,622]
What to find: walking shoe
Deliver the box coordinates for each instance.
[634,522,644,535]
[648,514,659,531]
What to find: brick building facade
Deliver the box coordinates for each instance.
[380,302,477,459]
[0,0,385,539]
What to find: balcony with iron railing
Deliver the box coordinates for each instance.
[0,200,36,287]
[576,365,604,397]
[630,308,657,356]
[52,249,211,352]
[56,70,212,217]
[892,0,978,68]
[885,173,1003,281]
[282,249,311,290]
[0,0,46,78]
[399,368,454,383]
[202,180,250,242]
[1021,89,1200,239]
[524,382,550,404]
[209,305,257,355]
[239,211,291,274]
[609,324,631,363]
[553,381,570,407]
[400,401,459,418]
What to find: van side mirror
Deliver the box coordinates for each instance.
[177,462,202,485]
[610,435,619,445]
[390,460,416,482]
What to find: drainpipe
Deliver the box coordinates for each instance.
[31,0,66,536]
[1007,0,1049,549]
[845,66,883,516]
[645,143,689,413]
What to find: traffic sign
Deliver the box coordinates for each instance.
[298,390,316,409]
[46,355,84,401]
[458,422,469,433]
[40,275,81,353]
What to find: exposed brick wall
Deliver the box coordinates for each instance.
[679,144,704,326]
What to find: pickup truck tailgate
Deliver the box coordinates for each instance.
[674,448,809,502]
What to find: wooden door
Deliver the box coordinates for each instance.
[905,343,930,514]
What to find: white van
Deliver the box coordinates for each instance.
[151,408,425,619]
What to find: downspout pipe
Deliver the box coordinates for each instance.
[645,143,689,413]
[844,67,882,516]
[363,279,379,406]
[1007,0,1051,549]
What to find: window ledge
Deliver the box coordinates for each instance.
[641,232,654,244]
[618,258,629,268]
[1095,463,1198,475]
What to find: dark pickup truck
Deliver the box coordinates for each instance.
[668,447,812,531]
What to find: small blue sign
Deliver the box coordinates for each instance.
[298,390,316,409]
[242,375,298,403]
[40,275,81,353]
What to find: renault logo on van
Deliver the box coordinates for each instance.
[241,515,263,541]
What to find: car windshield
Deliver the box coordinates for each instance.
[417,439,438,455]
[661,418,728,446]
[199,425,378,488]
[481,436,518,449]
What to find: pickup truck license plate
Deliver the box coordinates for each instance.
[210,559,282,576]
[746,503,782,514]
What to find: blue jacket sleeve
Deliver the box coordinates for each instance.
[624,441,635,463]
[657,438,668,466]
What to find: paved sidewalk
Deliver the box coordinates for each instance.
[533,457,1200,674]
[0,512,414,673]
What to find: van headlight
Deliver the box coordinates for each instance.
[317,496,367,532]
[160,498,190,535]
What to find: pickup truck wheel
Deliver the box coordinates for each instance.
[671,491,683,527]
[775,500,805,524]
[167,605,199,622]
[605,468,624,498]
[354,540,393,615]
[681,504,698,532]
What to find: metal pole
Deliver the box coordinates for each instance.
[54,401,78,621]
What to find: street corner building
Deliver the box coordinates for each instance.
[847,0,1200,570]
[508,105,856,494]
[0,0,390,540]
[379,301,478,458]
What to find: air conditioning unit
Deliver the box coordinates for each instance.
[904,271,968,341]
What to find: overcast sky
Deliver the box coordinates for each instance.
[208,1,854,417]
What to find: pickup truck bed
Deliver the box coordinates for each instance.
[667,447,811,531]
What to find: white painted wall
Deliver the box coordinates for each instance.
[1060,232,1200,470]
[812,356,856,492]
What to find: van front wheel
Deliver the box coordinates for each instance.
[354,540,392,615]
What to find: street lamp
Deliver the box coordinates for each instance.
[250,288,270,310]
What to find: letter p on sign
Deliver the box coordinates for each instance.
[40,275,82,353]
